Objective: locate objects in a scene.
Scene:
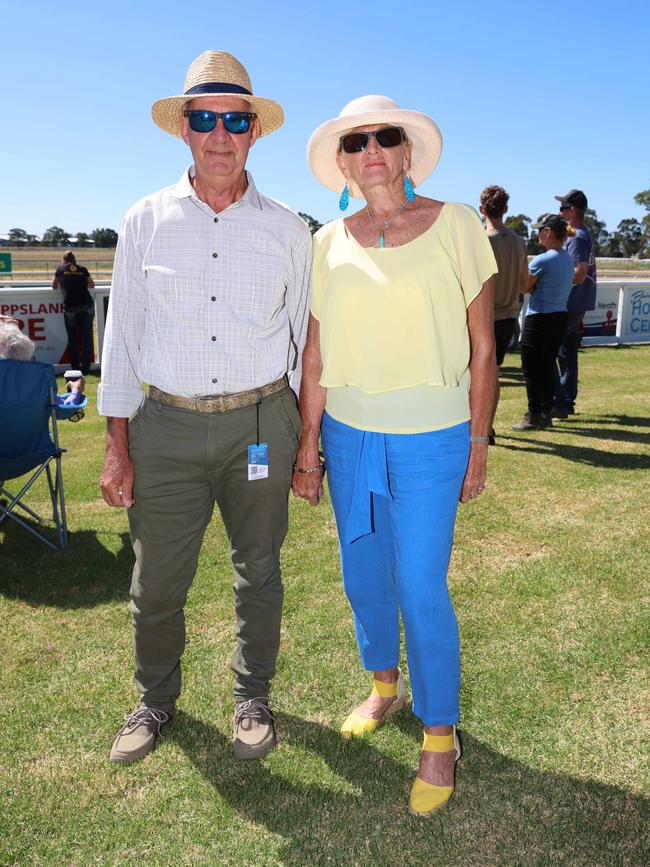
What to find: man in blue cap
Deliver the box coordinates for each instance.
[552,189,597,416]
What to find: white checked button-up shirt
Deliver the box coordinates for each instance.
[97,168,312,418]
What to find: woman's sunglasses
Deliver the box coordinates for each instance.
[183,110,257,134]
[339,126,406,154]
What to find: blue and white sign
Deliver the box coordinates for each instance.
[582,284,620,340]
[617,285,650,342]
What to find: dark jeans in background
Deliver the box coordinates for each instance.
[63,305,95,374]
[494,317,517,367]
[553,310,585,411]
[520,312,568,415]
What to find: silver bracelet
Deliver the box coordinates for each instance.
[470,435,490,444]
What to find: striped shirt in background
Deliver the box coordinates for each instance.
[98,169,312,418]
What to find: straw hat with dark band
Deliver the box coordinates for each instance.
[307,95,443,197]
[152,51,284,138]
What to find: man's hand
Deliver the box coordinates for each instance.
[573,262,588,285]
[99,417,135,508]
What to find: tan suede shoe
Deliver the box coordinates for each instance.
[233,698,276,760]
[109,704,170,764]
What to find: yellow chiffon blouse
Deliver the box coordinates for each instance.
[311,202,497,433]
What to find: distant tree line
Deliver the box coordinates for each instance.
[504,187,650,258]
[4,227,119,247]
[8,187,650,255]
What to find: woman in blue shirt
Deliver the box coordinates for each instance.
[513,214,574,431]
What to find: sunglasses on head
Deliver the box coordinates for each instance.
[183,110,257,134]
[339,126,406,154]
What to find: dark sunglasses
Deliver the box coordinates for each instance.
[183,110,257,134]
[339,126,406,154]
[559,205,573,211]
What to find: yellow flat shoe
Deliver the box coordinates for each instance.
[408,727,461,817]
[340,670,408,739]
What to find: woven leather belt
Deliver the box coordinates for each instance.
[148,375,288,413]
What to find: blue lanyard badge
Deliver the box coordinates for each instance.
[248,443,269,480]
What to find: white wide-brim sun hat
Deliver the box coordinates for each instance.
[152,50,284,138]
[307,95,443,197]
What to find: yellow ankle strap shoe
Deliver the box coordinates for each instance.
[340,670,408,739]
[409,727,461,817]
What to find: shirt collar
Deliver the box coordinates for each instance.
[171,166,262,211]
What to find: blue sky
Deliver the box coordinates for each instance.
[1,0,648,238]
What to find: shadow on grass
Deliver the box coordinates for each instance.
[172,710,649,867]
[498,365,525,388]
[497,435,650,470]
[0,517,132,608]
[552,423,650,446]
[589,414,650,429]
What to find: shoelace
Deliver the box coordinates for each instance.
[234,698,275,726]
[117,706,169,737]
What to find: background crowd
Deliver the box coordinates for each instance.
[481,185,596,435]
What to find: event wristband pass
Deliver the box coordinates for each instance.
[248,443,269,480]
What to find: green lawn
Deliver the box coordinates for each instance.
[1,347,649,866]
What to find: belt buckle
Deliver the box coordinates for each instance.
[195,394,222,412]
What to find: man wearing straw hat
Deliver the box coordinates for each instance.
[98,51,311,764]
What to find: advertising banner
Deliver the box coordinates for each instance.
[616,284,650,343]
[582,283,620,340]
[0,285,109,368]
[0,288,71,365]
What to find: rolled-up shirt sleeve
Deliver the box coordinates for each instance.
[285,226,312,396]
[97,212,147,418]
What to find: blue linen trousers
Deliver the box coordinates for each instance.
[321,412,470,727]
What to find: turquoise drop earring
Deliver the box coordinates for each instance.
[404,174,415,203]
[339,182,350,211]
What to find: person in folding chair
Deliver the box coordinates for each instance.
[0,325,88,551]
[0,342,69,552]
[0,324,87,413]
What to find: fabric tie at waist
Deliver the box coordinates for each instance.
[343,430,393,544]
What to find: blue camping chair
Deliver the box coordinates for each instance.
[0,359,83,550]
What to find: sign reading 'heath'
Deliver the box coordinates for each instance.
[618,286,650,342]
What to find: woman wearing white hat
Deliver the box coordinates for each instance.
[293,96,497,816]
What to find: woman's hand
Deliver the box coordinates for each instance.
[462,278,496,504]
[460,442,487,503]
[291,447,325,506]
[291,314,327,507]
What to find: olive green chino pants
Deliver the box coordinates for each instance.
[126,386,301,714]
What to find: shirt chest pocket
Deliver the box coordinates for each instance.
[224,243,289,328]
[142,257,207,317]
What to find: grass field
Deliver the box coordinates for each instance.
[3,246,650,282]
[1,347,649,866]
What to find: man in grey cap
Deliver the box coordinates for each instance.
[98,51,311,764]
[552,189,597,416]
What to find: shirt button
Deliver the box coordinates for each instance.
[212,377,218,383]
[211,336,217,341]
[213,217,219,223]
[211,296,216,301]
[212,252,218,258]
